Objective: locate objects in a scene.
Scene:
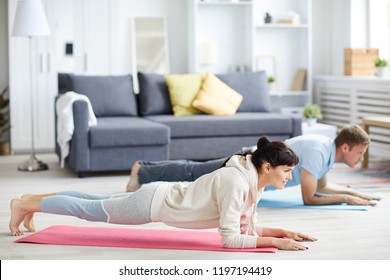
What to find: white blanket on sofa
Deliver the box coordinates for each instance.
[56,91,97,168]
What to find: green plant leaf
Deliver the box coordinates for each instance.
[375,58,388,68]
[303,104,323,119]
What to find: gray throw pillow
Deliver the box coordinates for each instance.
[217,71,271,112]
[69,74,138,117]
[137,72,173,116]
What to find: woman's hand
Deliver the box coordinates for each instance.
[262,227,317,242]
[256,229,317,251]
[283,230,317,242]
[272,238,308,251]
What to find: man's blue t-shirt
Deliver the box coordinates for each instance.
[284,134,336,187]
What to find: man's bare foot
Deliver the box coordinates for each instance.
[126,161,142,192]
[9,199,29,236]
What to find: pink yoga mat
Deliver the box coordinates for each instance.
[16,225,277,253]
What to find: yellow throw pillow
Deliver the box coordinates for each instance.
[192,72,243,115]
[164,74,204,116]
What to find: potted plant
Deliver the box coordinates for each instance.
[267,76,277,91]
[0,87,11,155]
[303,103,322,126]
[374,57,388,77]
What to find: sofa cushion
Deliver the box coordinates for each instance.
[89,117,170,148]
[69,74,138,117]
[217,71,271,112]
[164,73,204,116]
[137,72,173,116]
[145,113,294,138]
[192,72,243,115]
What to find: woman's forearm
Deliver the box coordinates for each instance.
[256,236,277,247]
[261,227,286,238]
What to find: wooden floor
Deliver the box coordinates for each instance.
[1,153,390,261]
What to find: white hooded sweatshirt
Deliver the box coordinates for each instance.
[150,154,264,248]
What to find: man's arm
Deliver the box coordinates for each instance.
[300,168,378,205]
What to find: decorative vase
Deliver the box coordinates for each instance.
[269,82,277,91]
[306,118,317,126]
[0,142,10,155]
[264,12,272,24]
[375,67,388,78]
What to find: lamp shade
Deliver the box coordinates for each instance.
[12,0,50,37]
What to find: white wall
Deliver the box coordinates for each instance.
[350,0,368,48]
[0,0,9,143]
[112,0,189,73]
[0,0,8,92]
[54,0,75,73]
[52,0,188,75]
[312,0,331,76]
[329,0,351,75]
[369,0,390,59]
[312,0,388,76]
[2,0,386,89]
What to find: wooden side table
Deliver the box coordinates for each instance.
[361,116,390,168]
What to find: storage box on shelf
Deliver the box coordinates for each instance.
[344,48,379,76]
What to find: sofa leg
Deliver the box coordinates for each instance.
[77,172,86,178]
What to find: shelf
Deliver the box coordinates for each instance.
[269,90,309,97]
[198,0,252,6]
[256,23,308,29]
[136,32,165,39]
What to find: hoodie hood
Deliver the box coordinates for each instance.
[225,154,261,201]
[225,154,263,236]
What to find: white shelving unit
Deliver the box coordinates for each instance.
[188,0,253,74]
[253,0,312,111]
[189,0,313,112]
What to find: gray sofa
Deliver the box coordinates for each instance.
[56,71,302,177]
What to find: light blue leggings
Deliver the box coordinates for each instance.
[41,191,110,222]
[40,185,157,224]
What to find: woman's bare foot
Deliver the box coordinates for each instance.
[126,161,142,192]
[20,194,41,232]
[9,199,29,236]
[23,213,36,232]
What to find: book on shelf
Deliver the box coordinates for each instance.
[291,69,306,91]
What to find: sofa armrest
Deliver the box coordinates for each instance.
[291,117,303,137]
[67,100,91,174]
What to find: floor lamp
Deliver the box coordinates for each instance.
[12,0,50,171]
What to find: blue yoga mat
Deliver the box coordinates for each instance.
[258,191,371,211]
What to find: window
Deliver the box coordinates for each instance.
[368,0,390,60]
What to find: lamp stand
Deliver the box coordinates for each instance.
[18,37,48,172]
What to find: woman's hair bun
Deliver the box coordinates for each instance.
[257,136,271,149]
